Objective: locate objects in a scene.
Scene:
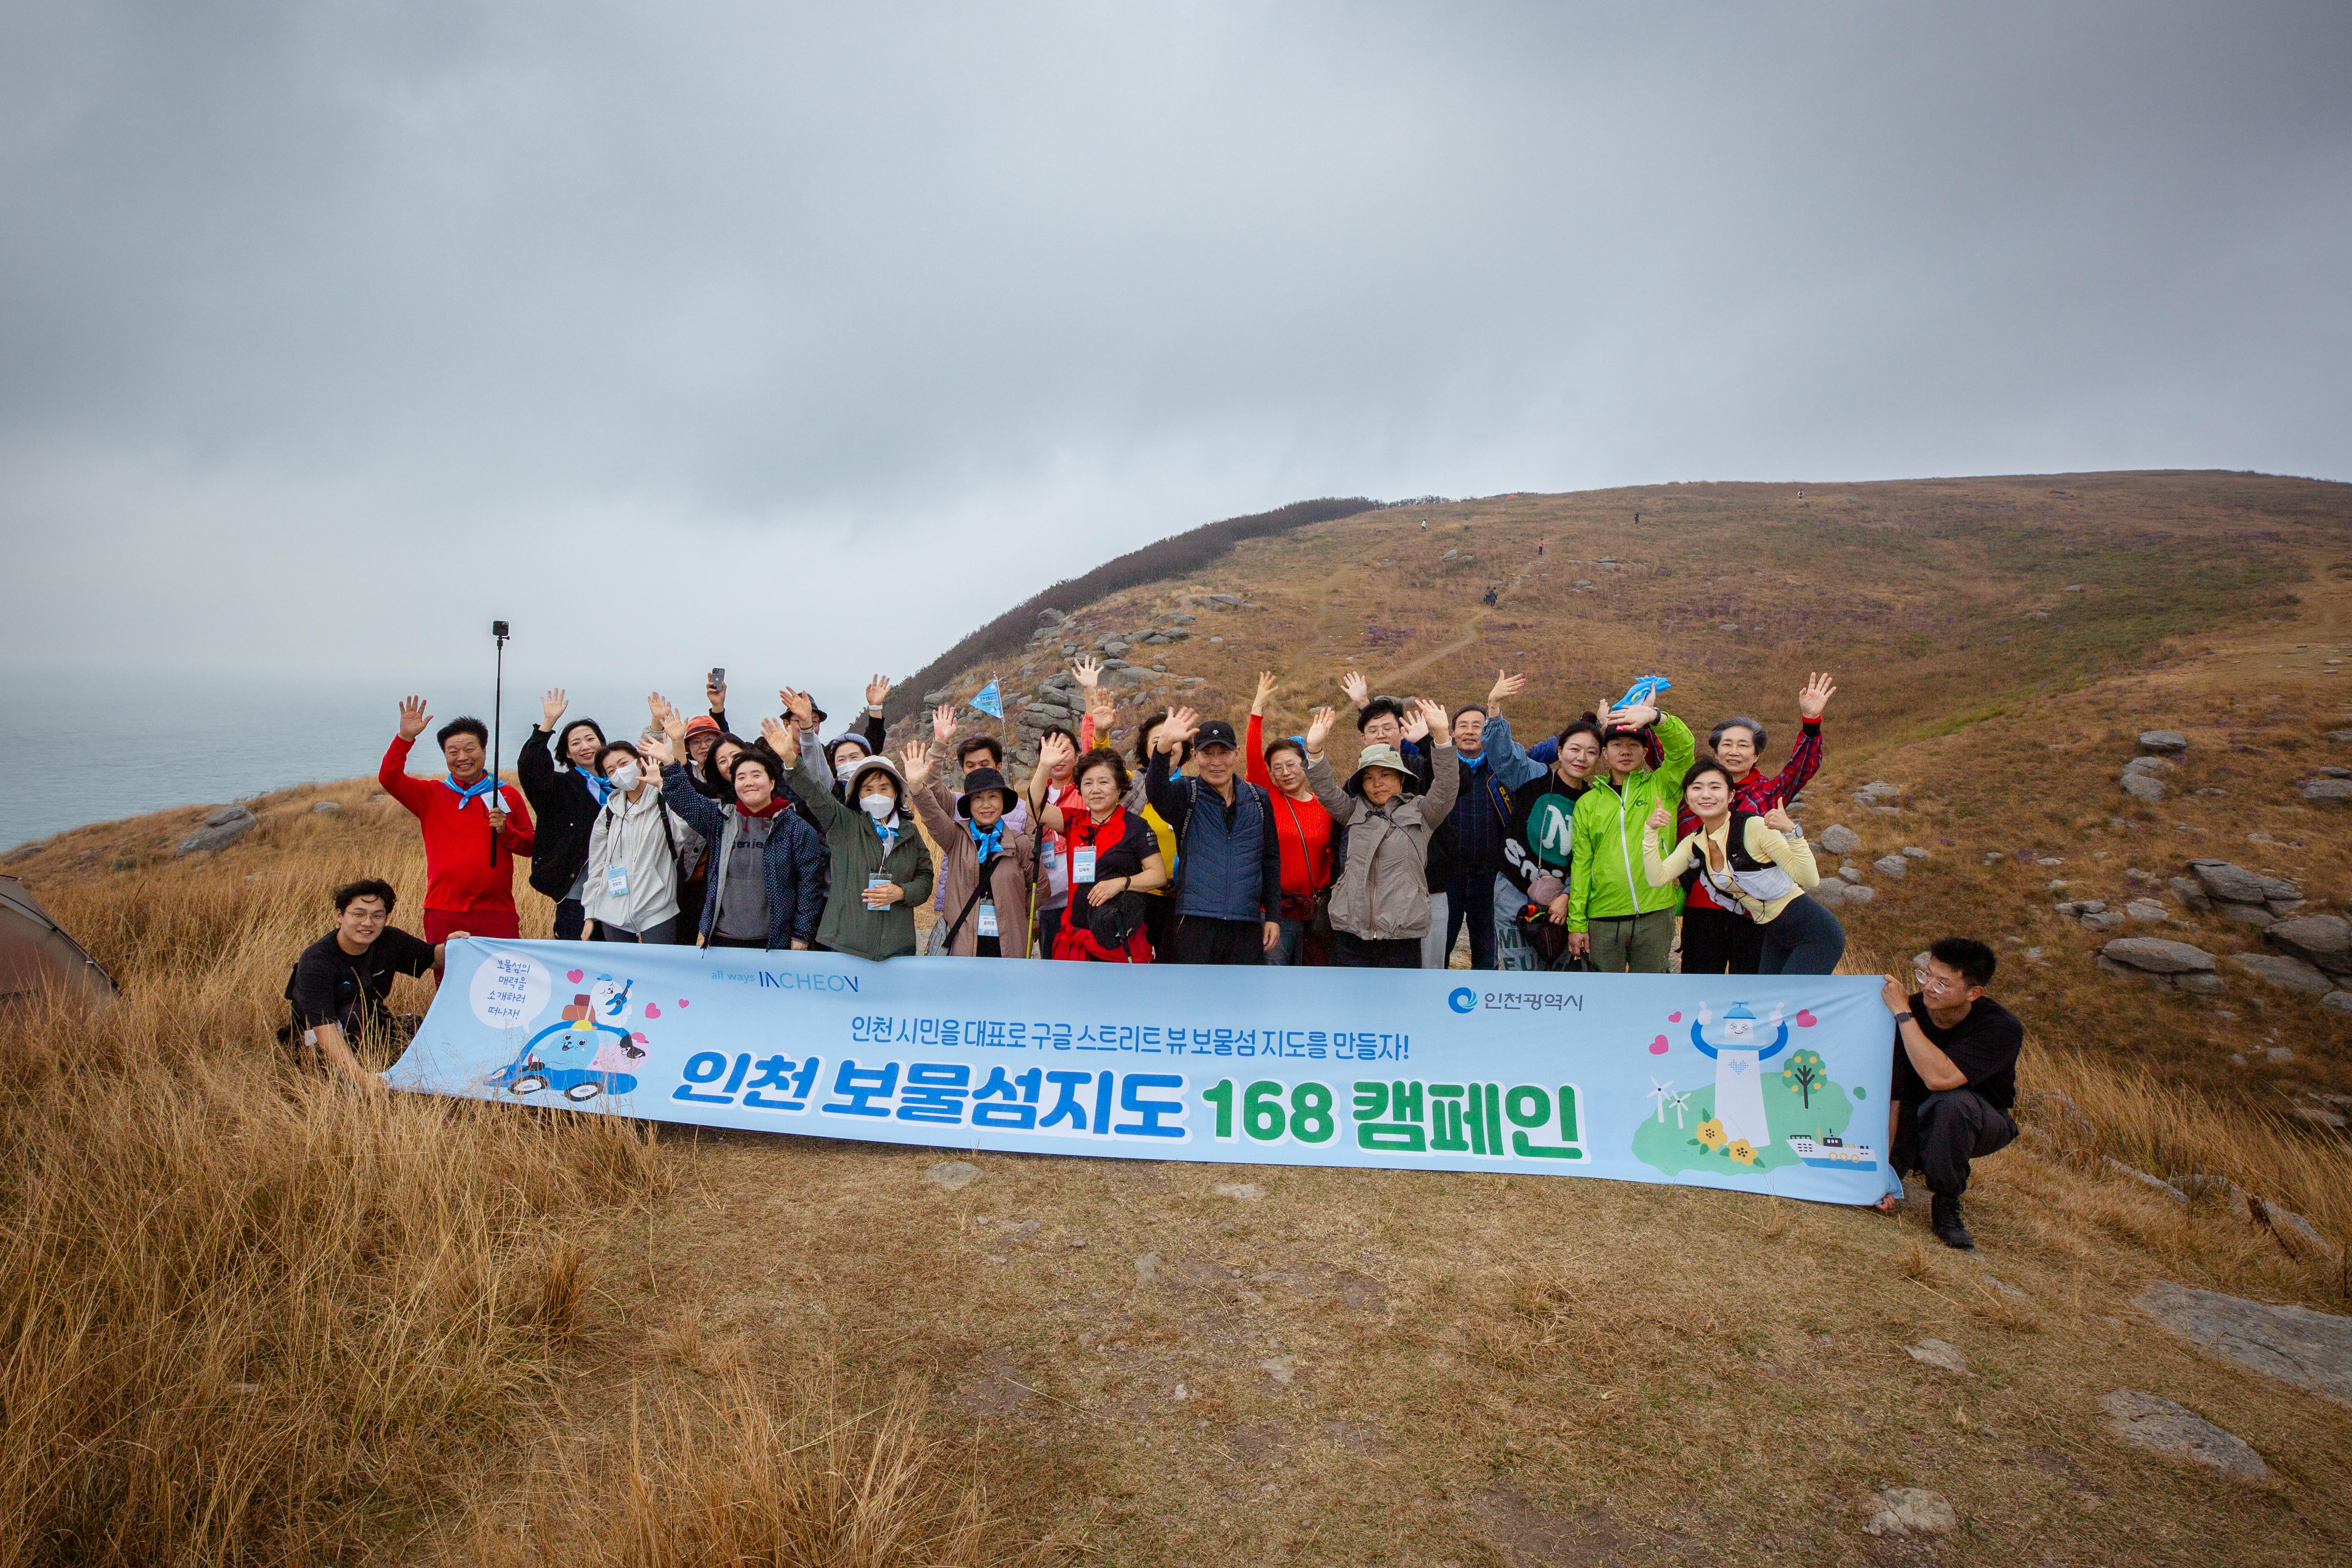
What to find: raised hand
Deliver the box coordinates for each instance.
[901,738,933,788]
[759,715,800,767]
[1087,686,1116,726]
[1339,669,1370,708]
[1414,698,1452,744]
[779,687,816,727]
[1486,670,1526,709]
[1762,805,1798,835]
[1796,671,1837,721]
[1038,731,1076,774]
[706,673,727,714]
[1646,804,1673,833]
[1401,704,1430,744]
[641,728,678,766]
[931,703,958,744]
[1072,655,1103,690]
[1304,706,1336,753]
[1253,670,1279,714]
[540,688,568,727]
[864,674,892,711]
[397,695,431,741]
[1157,706,1201,751]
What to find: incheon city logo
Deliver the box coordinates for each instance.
[1448,987,1479,1014]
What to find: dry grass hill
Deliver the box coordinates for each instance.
[5,470,2351,1567]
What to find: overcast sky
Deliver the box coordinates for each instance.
[3,1,2346,701]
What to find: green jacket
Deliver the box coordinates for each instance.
[787,758,935,959]
[1566,714,1695,931]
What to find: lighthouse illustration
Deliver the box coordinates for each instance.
[1688,1001,1790,1150]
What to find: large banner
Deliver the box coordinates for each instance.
[391,941,1899,1205]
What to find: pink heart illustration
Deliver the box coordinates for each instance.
[1795,1009,1817,1027]
[1649,1035,1669,1054]
[1668,1011,1682,1023]
[566,968,584,984]
[631,1031,648,1045]
[676,999,689,1008]
[642,1003,661,1019]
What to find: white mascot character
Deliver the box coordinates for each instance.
[1689,1001,1791,1150]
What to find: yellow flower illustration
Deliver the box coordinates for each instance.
[1727,1139,1758,1166]
[1696,1117,1726,1151]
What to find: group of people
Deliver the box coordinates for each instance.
[353,662,1858,974]
[282,660,2025,1250]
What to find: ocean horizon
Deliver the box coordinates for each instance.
[0,669,782,852]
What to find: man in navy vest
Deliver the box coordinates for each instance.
[1146,710,1283,964]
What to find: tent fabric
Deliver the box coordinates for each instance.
[0,876,115,1006]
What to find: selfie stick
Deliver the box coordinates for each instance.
[490,619,509,866]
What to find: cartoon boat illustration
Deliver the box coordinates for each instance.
[1786,1134,1877,1169]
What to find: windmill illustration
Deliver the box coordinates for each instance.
[1668,1090,1691,1129]
[1647,1078,1676,1126]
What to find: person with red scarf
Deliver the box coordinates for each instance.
[1244,671,1335,965]
[379,695,536,942]
[1030,735,1168,963]
[1677,673,1836,975]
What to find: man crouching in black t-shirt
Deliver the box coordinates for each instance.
[1875,937,2022,1250]
[282,878,464,1094]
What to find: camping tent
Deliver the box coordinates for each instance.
[0,876,115,1006]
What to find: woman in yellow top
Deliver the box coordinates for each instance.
[1643,758,1845,975]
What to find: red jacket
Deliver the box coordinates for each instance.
[1245,713,1334,904]
[380,735,536,913]
[1680,719,1823,912]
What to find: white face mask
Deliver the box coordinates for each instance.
[860,791,895,822]
[608,763,642,792]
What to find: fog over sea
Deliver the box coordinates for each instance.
[0,669,805,852]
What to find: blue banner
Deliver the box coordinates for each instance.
[390,942,1898,1205]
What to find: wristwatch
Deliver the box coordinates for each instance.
[1891,1011,1915,1026]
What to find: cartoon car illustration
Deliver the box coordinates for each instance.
[486,974,644,1101]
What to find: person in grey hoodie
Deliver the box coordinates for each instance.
[579,741,705,944]
[772,720,934,960]
[1303,699,1459,968]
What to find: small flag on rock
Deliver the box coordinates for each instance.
[970,679,1003,719]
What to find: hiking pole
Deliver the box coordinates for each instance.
[490,619,509,866]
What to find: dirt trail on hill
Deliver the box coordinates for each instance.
[2175,545,2352,693]
[1296,559,1535,700]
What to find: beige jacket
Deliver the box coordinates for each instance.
[910,784,1037,957]
[1306,751,1460,941]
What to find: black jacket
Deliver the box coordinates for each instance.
[517,726,603,899]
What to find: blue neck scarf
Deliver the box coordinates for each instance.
[444,775,500,808]
[965,819,1006,860]
[583,773,617,807]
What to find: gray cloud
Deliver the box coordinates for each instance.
[3,1,2346,697]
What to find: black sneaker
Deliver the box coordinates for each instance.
[1931,1193,1975,1250]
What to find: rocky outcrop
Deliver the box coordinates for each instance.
[2229,953,2335,995]
[2097,937,2223,993]
[2101,1391,2270,1482]
[2135,1281,2352,1407]
[2137,730,2189,753]
[1818,824,1861,856]
[177,804,258,856]
[2264,914,2352,976]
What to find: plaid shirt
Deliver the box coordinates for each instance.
[1679,719,1824,912]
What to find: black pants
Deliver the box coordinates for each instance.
[1443,874,1498,969]
[1757,892,1845,975]
[1334,931,1423,968]
[1893,1088,2019,1197]
[1171,915,1265,965]
[1678,902,1762,975]
[553,897,586,942]
[591,916,678,945]
[708,933,774,950]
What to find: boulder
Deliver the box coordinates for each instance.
[1810,880,1845,908]
[2175,972,2226,994]
[2219,904,2276,929]
[1904,1339,1971,1374]
[2135,1281,2352,1406]
[2081,911,2128,933]
[924,1160,981,1191]
[2303,778,2352,803]
[2319,766,2352,779]
[2123,754,2178,774]
[2330,729,2352,742]
[2187,860,2273,905]
[1902,845,1927,858]
[2324,992,2352,1016]
[1872,855,1908,879]
[177,804,258,856]
[2168,875,2212,912]
[2264,914,2352,974]
[1036,608,1065,626]
[1819,824,1861,856]
[2120,773,2167,803]
[2125,900,2168,923]
[2137,730,2190,753]
[2229,954,2334,994]
[1861,780,1899,800]
[1838,865,1862,884]
[2101,1391,2271,1482]
[2098,937,2216,976]
[1100,640,1131,657]
[1862,1488,1954,1538]
[311,801,341,815]
[1841,884,1874,904]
